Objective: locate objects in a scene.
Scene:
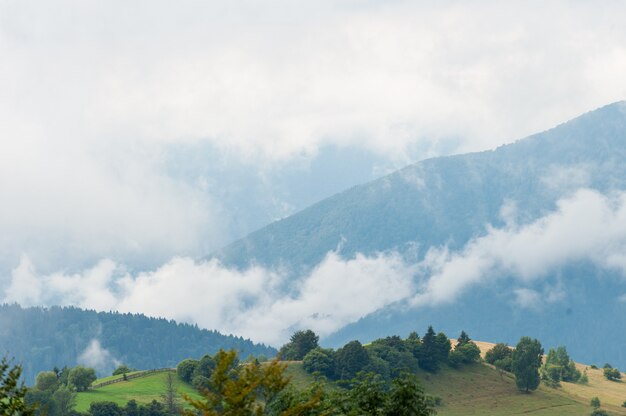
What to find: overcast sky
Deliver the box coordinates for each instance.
[2,1,626,340]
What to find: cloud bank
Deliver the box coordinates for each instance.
[1,0,626,274]
[413,189,626,307]
[3,252,415,346]
[5,189,626,345]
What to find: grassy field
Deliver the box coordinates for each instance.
[75,372,202,412]
[90,371,144,386]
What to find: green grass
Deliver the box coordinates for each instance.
[75,372,202,412]
[283,362,315,390]
[91,371,144,386]
[283,362,342,392]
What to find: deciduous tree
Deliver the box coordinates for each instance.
[511,337,543,393]
[67,366,96,392]
[278,330,319,361]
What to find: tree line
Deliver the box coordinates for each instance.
[0,304,276,383]
[279,327,481,384]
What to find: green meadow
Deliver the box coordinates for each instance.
[75,372,202,412]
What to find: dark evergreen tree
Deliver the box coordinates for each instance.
[416,326,438,372]
[455,331,471,348]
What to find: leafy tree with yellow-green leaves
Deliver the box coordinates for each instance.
[183,350,321,416]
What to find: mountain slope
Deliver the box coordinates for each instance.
[0,304,276,383]
[210,102,626,367]
[215,101,626,270]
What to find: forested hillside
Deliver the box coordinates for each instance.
[0,304,275,383]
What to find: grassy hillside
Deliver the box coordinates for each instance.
[75,372,202,412]
[561,363,626,415]
[75,346,626,415]
[420,364,587,415]
[468,341,626,415]
[283,342,626,416]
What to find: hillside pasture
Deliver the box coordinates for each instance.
[75,372,201,412]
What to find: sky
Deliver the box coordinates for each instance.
[2,0,626,345]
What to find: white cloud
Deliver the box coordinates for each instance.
[78,339,121,375]
[2,251,415,346]
[6,188,626,344]
[2,1,625,161]
[513,288,542,310]
[412,189,626,307]
[1,0,626,274]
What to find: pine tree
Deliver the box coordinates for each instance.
[417,326,439,372]
[455,331,471,348]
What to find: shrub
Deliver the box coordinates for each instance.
[112,364,135,376]
[89,401,123,416]
[192,375,210,390]
[302,347,335,378]
[176,359,198,383]
[485,343,512,365]
[456,342,481,364]
[603,367,622,381]
[425,395,443,406]
[448,350,464,368]
[494,357,512,373]
[590,396,600,409]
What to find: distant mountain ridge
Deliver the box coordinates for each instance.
[210,101,626,367]
[0,304,276,383]
[214,101,626,271]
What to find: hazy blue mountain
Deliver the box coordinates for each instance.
[0,304,276,383]
[216,101,626,269]
[212,101,626,366]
